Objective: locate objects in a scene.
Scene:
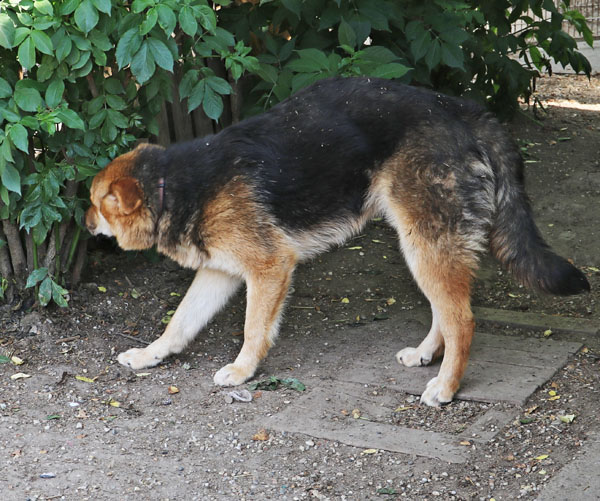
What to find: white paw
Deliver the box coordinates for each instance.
[396,347,432,367]
[117,348,163,370]
[419,376,455,407]
[213,363,254,387]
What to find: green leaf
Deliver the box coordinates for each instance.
[196,5,217,33]
[187,80,205,112]
[1,163,21,195]
[179,6,197,37]
[106,109,128,128]
[131,42,156,84]
[91,0,111,15]
[287,49,330,73]
[56,108,85,130]
[34,0,54,16]
[0,13,16,49]
[14,85,43,112]
[30,30,53,55]
[0,77,12,98]
[410,29,431,62]
[202,86,223,120]
[105,94,127,110]
[8,124,29,153]
[116,28,142,69]
[59,0,79,16]
[45,79,65,108]
[281,0,302,19]
[140,7,158,36]
[51,280,69,307]
[156,4,177,35]
[369,63,410,79]
[147,38,173,72]
[179,69,199,98]
[55,35,72,63]
[89,108,107,129]
[75,0,100,34]
[440,42,464,70]
[38,276,52,306]
[25,267,48,288]
[338,18,356,48]
[18,36,36,71]
[132,0,155,13]
[205,76,232,95]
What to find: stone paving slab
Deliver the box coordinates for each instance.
[537,436,600,500]
[333,326,582,406]
[264,325,581,462]
[473,306,599,336]
[265,383,470,463]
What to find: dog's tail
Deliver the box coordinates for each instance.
[485,136,589,296]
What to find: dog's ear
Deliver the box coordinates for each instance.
[107,177,143,215]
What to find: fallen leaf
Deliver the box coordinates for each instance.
[371,239,384,244]
[136,372,151,377]
[548,395,561,401]
[543,329,553,338]
[168,385,179,394]
[75,375,96,383]
[394,406,412,412]
[252,429,269,441]
[108,399,121,407]
[548,390,557,396]
[535,454,549,460]
[249,376,305,392]
[130,289,140,299]
[341,297,350,304]
[352,409,361,419]
[11,373,31,380]
[346,246,362,250]
[559,414,576,423]
[460,440,471,446]
[0,355,10,364]
[361,448,378,455]
[46,414,60,420]
[386,298,396,306]
[98,286,107,293]
[170,292,181,297]
[11,356,24,365]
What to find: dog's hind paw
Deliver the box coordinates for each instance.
[419,377,455,407]
[395,347,432,367]
[214,363,254,386]
[117,348,163,370]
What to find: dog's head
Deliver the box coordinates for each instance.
[85,144,160,250]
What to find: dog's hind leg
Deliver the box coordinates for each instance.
[396,232,476,406]
[396,305,444,367]
[117,268,242,370]
[214,256,296,386]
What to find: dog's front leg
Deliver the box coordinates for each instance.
[117,268,242,370]
[214,261,295,386]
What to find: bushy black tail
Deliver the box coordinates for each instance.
[486,135,589,296]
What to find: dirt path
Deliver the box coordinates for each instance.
[1,75,598,500]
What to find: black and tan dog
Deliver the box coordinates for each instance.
[86,77,589,406]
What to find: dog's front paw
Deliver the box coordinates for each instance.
[419,376,455,407]
[117,348,163,370]
[396,347,432,367]
[213,363,254,386]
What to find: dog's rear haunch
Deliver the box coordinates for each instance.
[86,77,589,407]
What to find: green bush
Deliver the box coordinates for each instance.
[0,0,591,306]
